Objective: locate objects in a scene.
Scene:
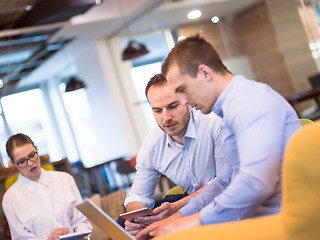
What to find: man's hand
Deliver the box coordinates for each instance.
[124,220,147,236]
[149,212,202,238]
[153,201,180,219]
[134,201,179,225]
[135,212,183,240]
[124,201,151,235]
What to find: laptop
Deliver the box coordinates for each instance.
[76,199,135,240]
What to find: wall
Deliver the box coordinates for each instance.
[265,0,317,93]
[179,20,255,79]
[235,1,294,97]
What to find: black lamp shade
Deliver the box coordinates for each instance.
[65,77,86,92]
[122,40,149,60]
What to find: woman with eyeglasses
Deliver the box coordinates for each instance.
[2,133,92,240]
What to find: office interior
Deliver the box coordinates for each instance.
[0,0,319,225]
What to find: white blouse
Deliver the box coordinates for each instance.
[2,169,92,240]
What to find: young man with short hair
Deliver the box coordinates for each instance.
[123,74,225,235]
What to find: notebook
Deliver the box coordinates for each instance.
[57,231,91,240]
[76,199,135,240]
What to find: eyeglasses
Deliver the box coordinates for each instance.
[15,151,38,168]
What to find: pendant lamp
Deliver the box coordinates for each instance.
[122,39,149,60]
[118,0,149,61]
[65,76,86,92]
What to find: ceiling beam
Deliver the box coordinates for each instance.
[0,21,70,39]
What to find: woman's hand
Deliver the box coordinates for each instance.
[49,227,70,240]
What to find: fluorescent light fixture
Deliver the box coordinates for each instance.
[211,16,220,23]
[187,10,202,20]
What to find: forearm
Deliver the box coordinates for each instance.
[126,201,147,212]
[200,172,276,224]
[179,178,228,217]
[124,170,160,210]
[173,185,207,210]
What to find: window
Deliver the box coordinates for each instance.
[128,31,171,130]
[0,89,62,167]
[130,62,162,131]
[61,87,101,167]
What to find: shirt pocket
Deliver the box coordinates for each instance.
[16,205,39,231]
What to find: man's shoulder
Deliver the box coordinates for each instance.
[191,107,220,119]
[143,126,166,146]
[191,108,222,126]
[137,126,169,162]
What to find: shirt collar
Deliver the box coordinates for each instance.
[17,168,49,192]
[212,75,245,117]
[166,109,197,147]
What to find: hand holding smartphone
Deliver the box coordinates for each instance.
[120,207,154,222]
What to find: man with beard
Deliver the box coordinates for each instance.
[121,74,226,236]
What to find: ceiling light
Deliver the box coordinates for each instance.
[117,1,149,61]
[187,10,202,20]
[65,77,86,92]
[122,40,149,61]
[178,35,185,41]
[25,5,33,11]
[211,16,220,24]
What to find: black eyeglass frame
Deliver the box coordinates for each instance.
[15,151,38,168]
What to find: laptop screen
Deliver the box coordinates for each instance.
[76,199,135,240]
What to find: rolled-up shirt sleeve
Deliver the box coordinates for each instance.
[124,167,160,209]
[124,140,161,209]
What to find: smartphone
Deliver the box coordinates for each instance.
[120,207,154,221]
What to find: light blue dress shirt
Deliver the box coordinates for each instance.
[124,108,224,209]
[179,75,301,224]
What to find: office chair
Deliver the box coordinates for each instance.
[308,73,320,88]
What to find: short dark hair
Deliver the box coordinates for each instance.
[162,34,231,78]
[6,133,35,160]
[145,74,168,101]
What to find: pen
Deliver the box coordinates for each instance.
[51,218,63,228]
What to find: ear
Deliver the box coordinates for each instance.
[10,159,16,167]
[198,64,213,82]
